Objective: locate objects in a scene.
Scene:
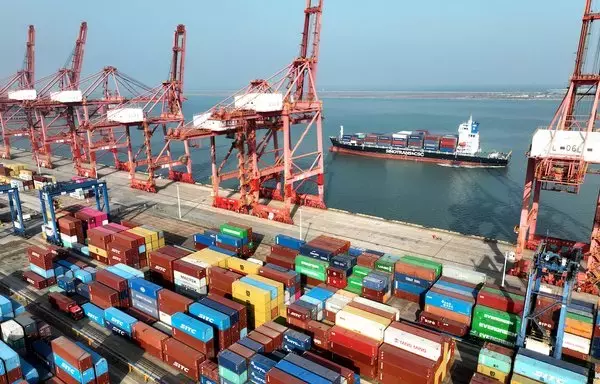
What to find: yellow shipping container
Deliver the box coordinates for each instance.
[232,280,271,307]
[245,274,284,304]
[185,249,228,268]
[226,258,261,275]
[88,244,108,258]
[253,310,272,325]
[565,318,593,339]
[279,305,287,318]
[127,228,153,245]
[158,238,166,247]
[342,305,392,327]
[477,364,509,384]
[510,373,543,384]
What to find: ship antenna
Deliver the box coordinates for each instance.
[340,125,344,138]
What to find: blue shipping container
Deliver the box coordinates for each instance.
[283,330,311,353]
[425,290,474,317]
[201,376,218,384]
[32,341,53,373]
[171,312,214,342]
[194,233,216,247]
[83,267,97,279]
[56,260,80,272]
[53,353,96,383]
[366,249,385,257]
[363,274,387,291]
[250,354,277,377]
[82,303,105,327]
[275,235,306,251]
[208,246,237,257]
[394,280,430,296]
[189,303,231,330]
[104,307,138,334]
[0,341,20,371]
[105,320,132,339]
[304,287,335,303]
[394,272,433,289]
[198,297,239,324]
[275,360,331,384]
[19,357,39,384]
[57,277,76,293]
[434,280,478,299]
[76,283,90,300]
[331,255,354,271]
[8,298,24,317]
[514,350,587,384]
[54,266,66,278]
[284,353,341,384]
[239,337,265,353]
[105,266,135,281]
[76,342,109,377]
[74,269,93,284]
[130,290,157,307]
[240,277,278,301]
[29,264,55,279]
[299,245,333,263]
[215,233,243,248]
[113,264,144,279]
[348,246,364,257]
[131,297,159,319]
[128,278,162,299]
[218,350,247,375]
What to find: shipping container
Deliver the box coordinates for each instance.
[50,337,92,372]
[513,348,588,384]
[163,337,205,381]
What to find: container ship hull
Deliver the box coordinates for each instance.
[329,138,509,168]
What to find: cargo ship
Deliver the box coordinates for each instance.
[329,116,511,168]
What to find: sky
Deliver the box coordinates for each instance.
[0,0,587,91]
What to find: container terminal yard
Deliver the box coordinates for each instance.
[1,0,600,384]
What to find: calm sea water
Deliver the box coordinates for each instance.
[40,95,599,243]
[175,95,599,243]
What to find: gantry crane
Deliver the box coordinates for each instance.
[168,0,326,223]
[514,0,600,293]
[0,25,36,160]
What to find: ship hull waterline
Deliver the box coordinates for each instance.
[329,138,509,168]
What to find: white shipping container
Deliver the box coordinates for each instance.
[192,112,233,131]
[530,129,600,163]
[246,258,263,266]
[383,326,442,361]
[8,89,37,101]
[107,107,144,124]
[392,134,408,139]
[325,297,347,313]
[353,297,400,321]
[50,90,83,103]
[159,311,172,326]
[441,265,487,285]
[525,337,551,356]
[1,320,24,342]
[563,332,591,354]
[335,309,386,341]
[180,257,212,269]
[234,93,284,112]
[60,233,78,243]
[174,271,206,288]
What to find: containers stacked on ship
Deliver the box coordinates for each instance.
[24,245,57,289]
[379,321,454,384]
[424,135,440,151]
[259,263,300,305]
[408,132,425,149]
[512,348,588,384]
[475,342,514,384]
[217,222,255,256]
[392,133,409,148]
[364,134,378,144]
[560,299,594,361]
[377,135,392,147]
[394,255,441,305]
[440,135,458,153]
[270,234,304,270]
[471,285,525,347]
[148,245,190,289]
[126,226,166,267]
[128,278,162,322]
[171,311,215,358]
[57,216,85,249]
[51,336,96,384]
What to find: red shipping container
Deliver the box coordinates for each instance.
[330,345,378,378]
[329,326,380,361]
[265,253,295,270]
[65,257,88,269]
[209,287,229,298]
[379,343,439,384]
[327,267,348,279]
[270,244,298,259]
[393,289,420,303]
[158,289,193,316]
[362,286,386,302]
[287,303,310,322]
[477,289,524,314]
[347,301,395,321]
[96,269,128,292]
[307,320,331,351]
[302,351,355,384]
[89,252,108,264]
[95,373,110,384]
[266,368,306,384]
[255,325,283,349]
[88,227,118,247]
[108,242,139,267]
[173,328,215,359]
[419,310,469,337]
[27,246,55,270]
[132,322,169,360]
[149,251,177,277]
[247,331,274,352]
[162,338,205,381]
[88,282,120,309]
[199,360,219,382]
[287,316,309,331]
[125,307,157,324]
[23,270,48,289]
[424,304,470,325]
[357,254,379,269]
[217,328,233,351]
[395,261,437,281]
[43,377,65,384]
[111,231,143,249]
[51,336,93,371]
[55,366,79,384]
[207,293,247,333]
[228,343,256,363]
[327,276,347,289]
[47,276,57,286]
[173,259,206,280]
[562,347,589,363]
[258,266,295,288]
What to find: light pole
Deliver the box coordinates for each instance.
[502,251,508,287]
[299,207,303,240]
[177,184,182,219]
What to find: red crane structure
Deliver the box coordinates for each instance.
[31,22,88,169]
[168,0,326,223]
[514,0,600,292]
[81,24,192,191]
[0,25,36,160]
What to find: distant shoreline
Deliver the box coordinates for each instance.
[185,90,565,101]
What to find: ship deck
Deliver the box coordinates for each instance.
[8,148,527,282]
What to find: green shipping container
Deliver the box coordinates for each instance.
[478,349,512,374]
[469,329,515,348]
[295,255,328,273]
[352,265,372,278]
[295,265,326,281]
[566,311,593,324]
[375,258,396,274]
[473,305,521,329]
[401,255,442,277]
[220,224,248,239]
[346,276,364,294]
[481,287,524,302]
[471,317,519,341]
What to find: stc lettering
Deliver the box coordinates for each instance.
[173,362,190,372]
[180,324,197,335]
[61,362,77,375]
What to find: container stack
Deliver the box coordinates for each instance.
[269,234,304,270]
[424,135,440,151]
[0,341,22,382]
[132,321,169,360]
[287,287,334,330]
[476,342,514,384]
[295,255,329,284]
[424,278,476,336]
[471,285,524,347]
[513,348,589,384]
[129,277,162,321]
[57,216,85,249]
[127,226,166,266]
[592,312,600,358]
[362,270,392,303]
[208,267,243,297]
[379,321,454,384]
[157,289,193,326]
[226,257,262,276]
[148,245,190,289]
[107,229,146,268]
[394,255,440,304]
[104,307,138,339]
[1,320,26,357]
[440,135,458,153]
[74,207,108,232]
[218,222,254,256]
[190,299,234,351]
[51,336,96,384]
[329,324,380,380]
[232,278,273,329]
[87,225,124,264]
[323,292,354,322]
[259,263,300,305]
[76,342,110,384]
[24,245,57,289]
[162,337,206,381]
[171,312,215,358]
[173,258,207,299]
[193,229,218,250]
[296,235,350,284]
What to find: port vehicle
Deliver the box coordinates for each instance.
[330,115,511,168]
[48,292,84,320]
